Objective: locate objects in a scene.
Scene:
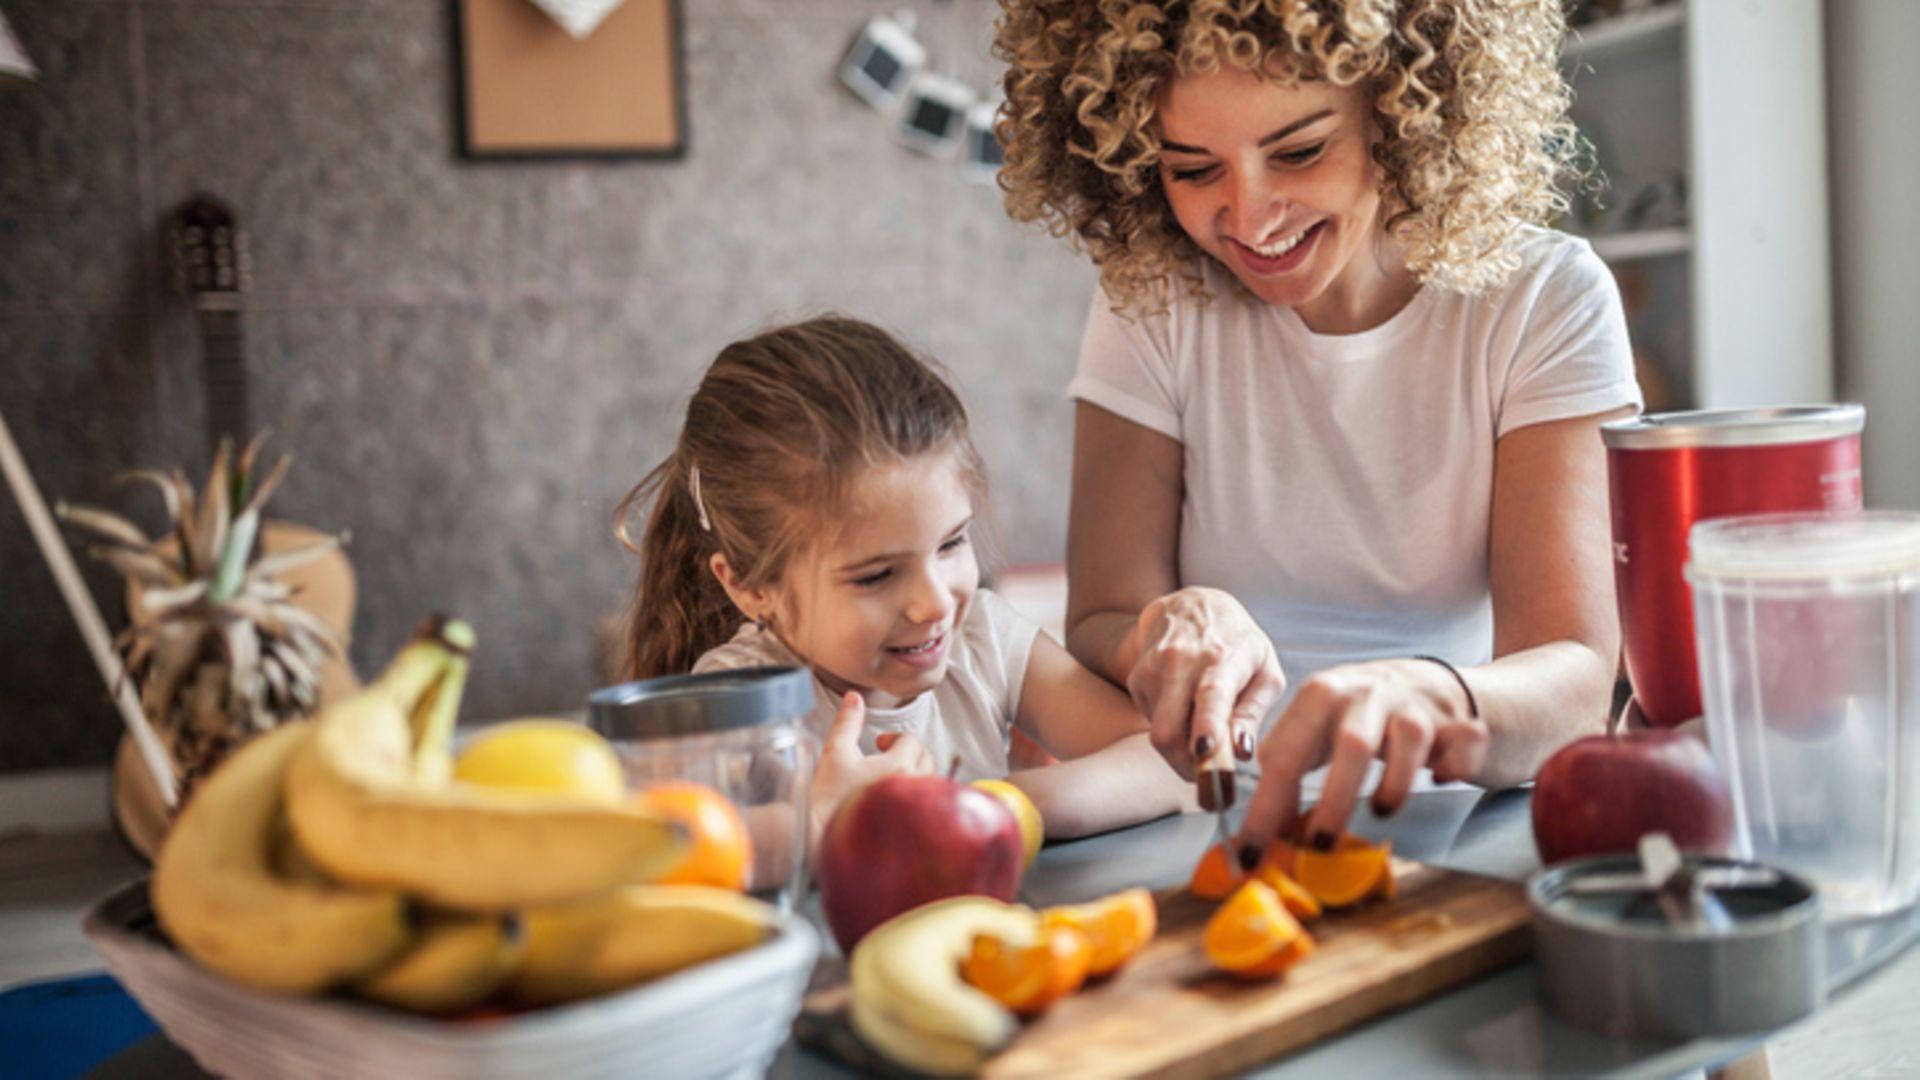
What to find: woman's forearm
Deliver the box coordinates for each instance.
[1065,608,1142,688]
[1465,639,1616,787]
[1007,733,1195,840]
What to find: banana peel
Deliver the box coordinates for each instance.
[511,884,776,1005]
[152,722,412,995]
[849,897,1043,1076]
[353,913,525,1015]
[284,619,687,911]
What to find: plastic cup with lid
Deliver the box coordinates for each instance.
[1687,510,1920,919]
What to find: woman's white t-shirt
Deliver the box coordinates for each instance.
[691,589,1041,782]
[1068,226,1642,716]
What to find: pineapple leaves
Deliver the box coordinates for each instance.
[91,546,180,589]
[241,452,292,520]
[244,532,345,585]
[208,507,260,606]
[193,440,233,576]
[54,502,151,550]
[220,614,260,718]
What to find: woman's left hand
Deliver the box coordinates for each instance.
[1235,658,1488,854]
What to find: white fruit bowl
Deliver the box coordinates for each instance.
[85,879,820,1080]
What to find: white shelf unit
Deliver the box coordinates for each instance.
[1562,0,1832,411]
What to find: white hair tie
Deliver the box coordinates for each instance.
[688,464,713,533]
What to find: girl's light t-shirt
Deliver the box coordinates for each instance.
[691,588,1041,782]
[1068,226,1642,715]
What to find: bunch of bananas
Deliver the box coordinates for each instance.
[151,616,774,1014]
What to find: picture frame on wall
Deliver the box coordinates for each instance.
[453,0,686,160]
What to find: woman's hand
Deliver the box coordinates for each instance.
[1122,587,1287,779]
[1236,658,1488,852]
[806,691,937,848]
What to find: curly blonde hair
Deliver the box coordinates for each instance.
[994,0,1582,310]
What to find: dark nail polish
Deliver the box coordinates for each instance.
[1371,797,1397,819]
[1310,830,1336,852]
[1234,729,1254,759]
[1236,843,1261,871]
[1194,734,1216,760]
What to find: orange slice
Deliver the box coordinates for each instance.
[1042,887,1157,976]
[1188,845,1244,900]
[961,924,1094,1014]
[1251,862,1322,921]
[1294,835,1392,909]
[1203,881,1311,979]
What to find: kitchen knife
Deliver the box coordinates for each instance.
[1197,738,1237,864]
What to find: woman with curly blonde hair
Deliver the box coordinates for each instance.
[994,0,1641,858]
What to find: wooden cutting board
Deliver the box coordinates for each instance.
[796,858,1532,1079]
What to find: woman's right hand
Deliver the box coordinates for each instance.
[806,691,937,846]
[1122,587,1287,779]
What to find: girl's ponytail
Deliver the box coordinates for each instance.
[617,454,738,680]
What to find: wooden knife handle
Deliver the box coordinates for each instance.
[1197,740,1236,811]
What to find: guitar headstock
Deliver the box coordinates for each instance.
[167,195,250,304]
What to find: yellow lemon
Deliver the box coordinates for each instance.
[973,778,1044,869]
[453,720,627,802]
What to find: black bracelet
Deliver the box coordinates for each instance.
[1412,655,1480,720]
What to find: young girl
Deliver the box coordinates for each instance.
[617,315,1190,874]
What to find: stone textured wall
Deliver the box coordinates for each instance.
[0,0,1094,771]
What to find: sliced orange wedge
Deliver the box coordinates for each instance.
[1294,835,1393,909]
[1251,861,1323,921]
[1042,887,1157,976]
[1203,880,1312,979]
[1188,845,1244,901]
[960,933,1053,1012]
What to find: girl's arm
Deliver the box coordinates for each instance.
[1007,733,1194,839]
[1006,632,1196,838]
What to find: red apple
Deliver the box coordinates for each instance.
[817,774,1024,953]
[1532,729,1736,866]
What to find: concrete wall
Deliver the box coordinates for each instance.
[1827,0,1920,508]
[0,0,1093,771]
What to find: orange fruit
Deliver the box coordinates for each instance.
[961,924,1093,1014]
[1231,929,1316,978]
[1251,862,1322,921]
[635,781,754,891]
[1188,845,1244,900]
[1203,880,1312,979]
[1041,887,1157,976]
[1294,835,1393,909]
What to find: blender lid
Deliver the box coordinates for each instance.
[1687,510,1920,580]
[588,666,815,739]
[1601,404,1863,450]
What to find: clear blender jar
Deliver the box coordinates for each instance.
[1688,511,1920,920]
[588,667,815,911]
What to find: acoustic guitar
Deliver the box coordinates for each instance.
[113,197,361,857]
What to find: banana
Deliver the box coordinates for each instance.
[152,722,412,995]
[353,913,525,1015]
[848,897,1042,1076]
[284,618,687,911]
[510,884,776,1005]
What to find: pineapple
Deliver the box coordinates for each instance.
[59,436,344,802]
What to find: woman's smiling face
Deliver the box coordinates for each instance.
[1155,67,1391,325]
